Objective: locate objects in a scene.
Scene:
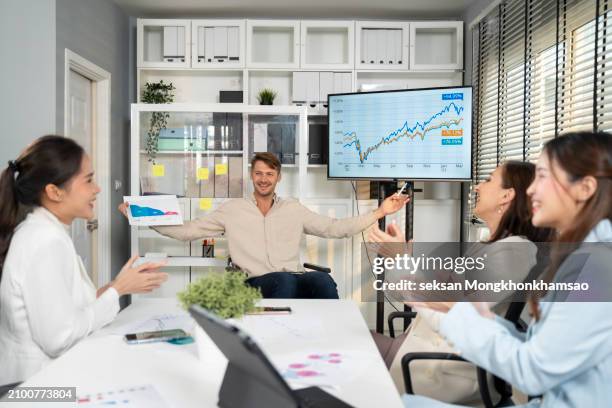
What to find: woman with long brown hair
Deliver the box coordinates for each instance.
[368,161,553,403]
[401,132,612,407]
[0,136,168,385]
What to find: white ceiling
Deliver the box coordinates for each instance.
[113,0,478,19]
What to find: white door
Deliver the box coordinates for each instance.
[67,69,97,282]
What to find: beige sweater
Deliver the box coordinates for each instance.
[154,195,379,277]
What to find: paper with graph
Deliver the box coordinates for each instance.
[76,384,170,407]
[328,87,472,180]
[123,195,183,226]
[273,350,374,389]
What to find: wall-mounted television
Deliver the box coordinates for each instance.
[327,86,473,181]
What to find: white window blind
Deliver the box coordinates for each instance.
[557,0,596,134]
[469,0,604,225]
[474,7,500,184]
[525,0,557,161]
[597,0,612,131]
[499,0,527,163]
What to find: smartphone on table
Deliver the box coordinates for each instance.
[246,306,292,315]
[124,329,189,344]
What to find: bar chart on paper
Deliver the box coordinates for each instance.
[328,87,472,180]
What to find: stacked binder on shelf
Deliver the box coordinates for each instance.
[360,28,403,65]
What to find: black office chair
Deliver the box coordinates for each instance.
[401,301,527,408]
[387,308,417,338]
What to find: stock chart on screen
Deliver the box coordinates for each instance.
[328,86,472,180]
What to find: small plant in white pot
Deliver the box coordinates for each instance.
[178,271,261,361]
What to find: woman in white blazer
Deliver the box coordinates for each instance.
[403,132,612,407]
[368,161,553,404]
[0,136,168,385]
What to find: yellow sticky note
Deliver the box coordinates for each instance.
[199,198,213,210]
[152,164,165,177]
[215,163,228,175]
[197,167,210,181]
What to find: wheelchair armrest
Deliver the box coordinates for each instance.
[303,263,331,274]
[387,311,417,338]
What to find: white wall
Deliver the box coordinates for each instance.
[0,0,56,166]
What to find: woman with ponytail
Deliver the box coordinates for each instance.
[400,132,612,408]
[0,136,168,385]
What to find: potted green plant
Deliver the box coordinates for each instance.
[177,271,261,318]
[178,271,261,362]
[141,80,175,164]
[256,88,277,105]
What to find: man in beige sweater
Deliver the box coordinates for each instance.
[120,152,408,298]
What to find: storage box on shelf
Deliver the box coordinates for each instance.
[138,19,191,68]
[191,19,246,68]
[355,21,410,70]
[292,71,353,110]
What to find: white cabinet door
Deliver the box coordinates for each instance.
[409,21,463,70]
[138,19,191,68]
[300,20,354,70]
[191,19,246,68]
[246,20,301,69]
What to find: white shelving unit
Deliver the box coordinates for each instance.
[133,18,465,321]
[137,68,246,104]
[409,21,463,70]
[246,20,301,69]
[136,18,463,108]
[130,103,308,299]
[300,20,354,70]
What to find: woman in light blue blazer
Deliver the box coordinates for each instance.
[403,132,612,407]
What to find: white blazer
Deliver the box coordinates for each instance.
[0,207,119,384]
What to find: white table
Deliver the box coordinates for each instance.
[10,299,404,408]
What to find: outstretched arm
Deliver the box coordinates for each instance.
[302,195,409,238]
[118,202,226,241]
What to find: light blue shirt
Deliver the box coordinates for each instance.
[436,219,612,407]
